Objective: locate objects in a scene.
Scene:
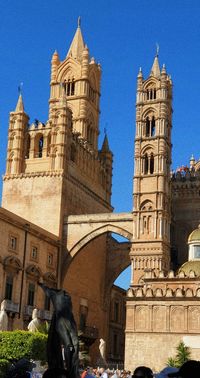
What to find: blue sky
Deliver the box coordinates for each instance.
[1,0,200,288]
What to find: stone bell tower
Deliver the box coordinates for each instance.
[130,52,173,284]
[2,20,113,236]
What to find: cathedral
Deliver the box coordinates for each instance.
[1,20,200,370]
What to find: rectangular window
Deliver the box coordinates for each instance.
[27,283,35,306]
[194,245,200,259]
[9,236,17,250]
[31,246,38,260]
[5,275,13,300]
[47,253,53,266]
[44,294,50,311]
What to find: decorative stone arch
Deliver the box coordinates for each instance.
[69,224,132,258]
[141,144,155,155]
[57,59,81,82]
[3,255,22,273]
[43,272,57,288]
[143,77,158,89]
[142,108,157,138]
[26,264,42,280]
[140,199,154,211]
[141,145,155,175]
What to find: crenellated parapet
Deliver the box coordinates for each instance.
[127,268,200,299]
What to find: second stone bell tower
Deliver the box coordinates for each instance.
[2,20,113,236]
[130,52,173,284]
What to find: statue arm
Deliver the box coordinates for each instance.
[38,282,54,298]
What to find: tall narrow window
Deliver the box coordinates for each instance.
[66,79,75,96]
[31,246,38,260]
[39,136,43,158]
[144,154,148,174]
[5,275,13,300]
[151,116,156,136]
[150,154,154,174]
[71,79,75,96]
[9,235,17,251]
[146,117,150,137]
[27,283,35,306]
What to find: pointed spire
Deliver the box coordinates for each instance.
[67,18,85,61]
[101,133,110,153]
[137,67,143,78]
[15,93,24,112]
[150,45,161,78]
[52,50,60,64]
[161,63,166,74]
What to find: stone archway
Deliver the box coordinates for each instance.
[61,213,133,366]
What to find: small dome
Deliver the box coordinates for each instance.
[188,225,200,242]
[179,261,200,277]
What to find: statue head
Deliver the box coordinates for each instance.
[1,300,6,311]
[32,308,38,319]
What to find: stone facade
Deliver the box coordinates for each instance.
[0,207,59,330]
[125,270,200,371]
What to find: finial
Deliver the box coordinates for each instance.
[18,82,23,95]
[78,16,81,28]
[156,43,159,57]
[104,123,108,136]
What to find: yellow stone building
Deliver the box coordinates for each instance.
[1,20,200,370]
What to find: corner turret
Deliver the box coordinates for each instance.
[5,93,29,175]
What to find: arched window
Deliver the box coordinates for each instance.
[145,115,156,137]
[38,136,43,158]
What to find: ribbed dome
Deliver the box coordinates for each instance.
[179,261,200,277]
[188,225,200,242]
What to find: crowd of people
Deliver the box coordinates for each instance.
[4,359,200,378]
[78,360,200,378]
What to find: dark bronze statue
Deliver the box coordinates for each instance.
[38,283,79,378]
